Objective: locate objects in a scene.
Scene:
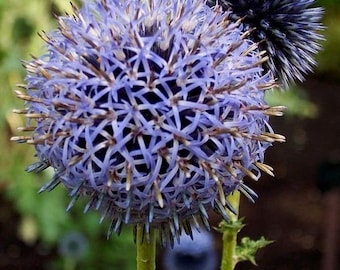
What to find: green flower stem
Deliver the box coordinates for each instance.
[220,191,241,270]
[136,224,156,270]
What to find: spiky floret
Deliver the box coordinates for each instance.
[208,0,324,87]
[12,0,284,244]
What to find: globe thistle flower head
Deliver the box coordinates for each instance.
[58,231,88,260]
[163,230,217,270]
[208,0,324,87]
[12,0,285,244]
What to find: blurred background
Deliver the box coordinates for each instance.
[0,0,339,269]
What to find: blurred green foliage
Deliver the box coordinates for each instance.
[0,0,338,269]
[313,1,340,80]
[265,86,318,119]
[0,1,135,269]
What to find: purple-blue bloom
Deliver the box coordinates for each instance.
[13,0,284,243]
[163,230,217,270]
[208,0,324,87]
[58,231,88,260]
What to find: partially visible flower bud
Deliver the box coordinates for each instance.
[163,230,217,270]
[208,0,324,87]
[58,231,88,260]
[12,0,284,243]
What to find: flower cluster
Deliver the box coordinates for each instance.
[208,0,324,87]
[13,0,286,243]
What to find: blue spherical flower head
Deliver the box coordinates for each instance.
[13,0,284,243]
[164,230,217,270]
[208,0,324,87]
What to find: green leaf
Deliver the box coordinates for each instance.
[236,236,273,265]
[216,217,245,233]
